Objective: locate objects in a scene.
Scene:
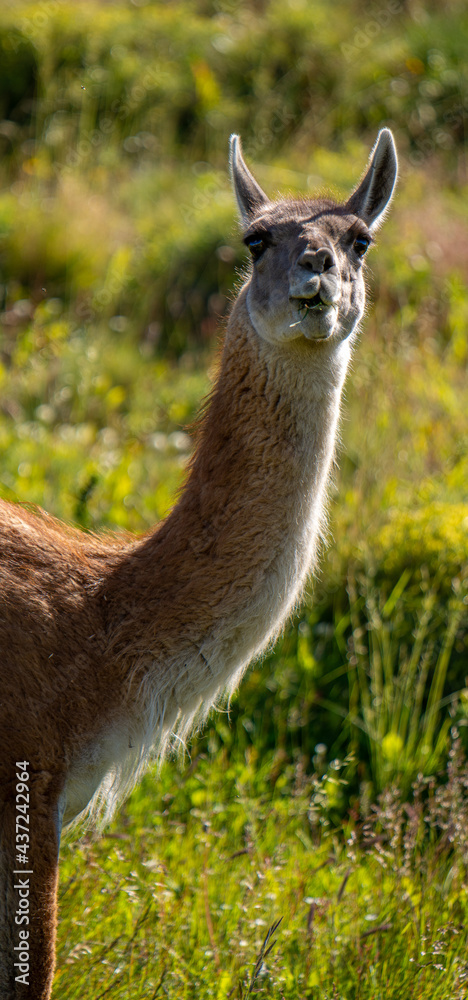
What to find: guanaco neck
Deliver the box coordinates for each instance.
[105,287,352,714]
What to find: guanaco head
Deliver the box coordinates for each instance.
[230,130,397,345]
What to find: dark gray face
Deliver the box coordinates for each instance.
[230,131,398,346]
[242,201,373,344]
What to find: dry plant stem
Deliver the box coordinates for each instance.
[245,917,283,997]
[360,922,393,939]
[336,868,351,903]
[203,848,221,973]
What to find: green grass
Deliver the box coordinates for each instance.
[0,316,210,527]
[56,740,468,999]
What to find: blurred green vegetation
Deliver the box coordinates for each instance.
[0,0,467,798]
[1,0,468,346]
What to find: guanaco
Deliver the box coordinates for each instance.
[0,129,397,998]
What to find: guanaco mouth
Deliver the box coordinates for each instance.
[291,293,329,313]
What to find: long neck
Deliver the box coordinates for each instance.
[182,288,349,573]
[106,288,352,710]
[176,285,350,586]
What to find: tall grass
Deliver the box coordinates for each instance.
[344,573,466,795]
[55,735,468,998]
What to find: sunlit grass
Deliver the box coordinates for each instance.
[56,744,468,999]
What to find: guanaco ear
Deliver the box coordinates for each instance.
[345,128,398,229]
[230,134,270,224]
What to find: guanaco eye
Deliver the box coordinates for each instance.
[353,235,371,257]
[244,235,267,260]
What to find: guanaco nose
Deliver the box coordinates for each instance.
[297,247,337,274]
